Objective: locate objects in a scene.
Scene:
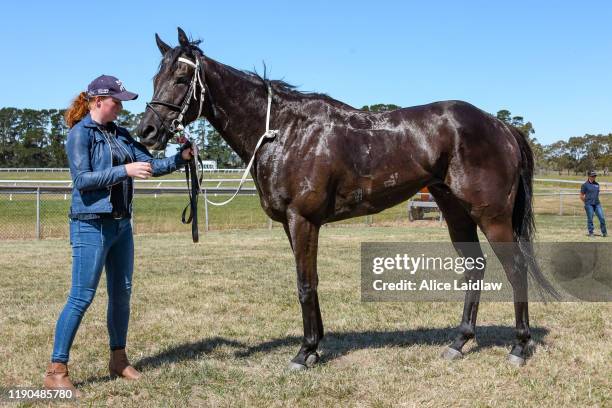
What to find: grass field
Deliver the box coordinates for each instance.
[0,214,610,407]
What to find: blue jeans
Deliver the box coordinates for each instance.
[585,203,607,235]
[51,217,134,363]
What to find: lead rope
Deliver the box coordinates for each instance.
[180,147,201,242]
[200,83,278,206]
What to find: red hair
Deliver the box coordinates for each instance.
[64,92,92,128]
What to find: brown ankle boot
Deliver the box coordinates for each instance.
[43,362,82,398]
[109,349,141,380]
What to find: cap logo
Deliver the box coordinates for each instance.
[115,80,126,91]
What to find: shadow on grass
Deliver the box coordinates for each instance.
[234,325,550,362]
[76,325,549,384]
[133,337,246,370]
[76,336,245,386]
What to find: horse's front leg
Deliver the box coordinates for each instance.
[283,208,323,370]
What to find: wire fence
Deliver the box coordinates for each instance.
[0,186,264,240]
[0,185,609,240]
[0,167,245,173]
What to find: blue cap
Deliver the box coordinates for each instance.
[87,75,138,101]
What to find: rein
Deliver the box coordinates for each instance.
[177,132,202,243]
[144,54,278,242]
[146,56,205,242]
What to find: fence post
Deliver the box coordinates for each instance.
[204,188,209,232]
[559,190,563,216]
[36,187,41,240]
[131,200,134,233]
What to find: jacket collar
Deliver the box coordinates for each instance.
[82,113,133,144]
[82,112,99,129]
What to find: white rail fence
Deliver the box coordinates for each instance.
[0,167,245,173]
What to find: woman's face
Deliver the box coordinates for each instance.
[91,96,123,124]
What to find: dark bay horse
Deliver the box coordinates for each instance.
[136,28,557,369]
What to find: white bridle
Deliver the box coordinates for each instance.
[174,56,206,132]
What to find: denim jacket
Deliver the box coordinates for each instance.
[66,113,187,216]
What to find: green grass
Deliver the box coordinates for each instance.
[0,216,610,406]
[1,189,610,240]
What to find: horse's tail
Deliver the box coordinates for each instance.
[511,127,560,299]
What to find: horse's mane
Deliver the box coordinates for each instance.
[166,39,354,110]
[249,72,354,110]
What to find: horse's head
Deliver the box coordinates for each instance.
[136,27,207,150]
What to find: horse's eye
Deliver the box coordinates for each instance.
[176,77,190,85]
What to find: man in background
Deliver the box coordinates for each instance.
[580,170,608,237]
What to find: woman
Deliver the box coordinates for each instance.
[44,75,193,394]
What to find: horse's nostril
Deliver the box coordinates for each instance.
[143,125,157,140]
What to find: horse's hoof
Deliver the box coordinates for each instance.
[288,353,319,371]
[305,353,320,368]
[288,361,308,371]
[507,353,526,367]
[441,347,463,360]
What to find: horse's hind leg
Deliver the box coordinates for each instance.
[429,185,485,360]
[480,219,532,366]
[283,208,324,370]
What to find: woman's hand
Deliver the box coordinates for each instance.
[181,147,194,162]
[125,162,153,179]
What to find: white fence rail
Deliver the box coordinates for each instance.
[534,178,611,186]
[0,167,70,172]
[0,178,254,187]
[0,167,246,173]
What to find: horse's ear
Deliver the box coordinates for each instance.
[177,27,190,48]
[155,33,171,55]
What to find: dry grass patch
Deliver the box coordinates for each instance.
[0,217,610,406]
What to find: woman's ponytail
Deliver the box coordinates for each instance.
[64,92,90,128]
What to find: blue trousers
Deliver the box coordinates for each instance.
[585,203,607,235]
[51,217,134,363]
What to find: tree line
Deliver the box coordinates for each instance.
[494,109,610,175]
[0,105,609,174]
[0,108,242,168]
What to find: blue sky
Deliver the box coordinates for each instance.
[1,1,610,145]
